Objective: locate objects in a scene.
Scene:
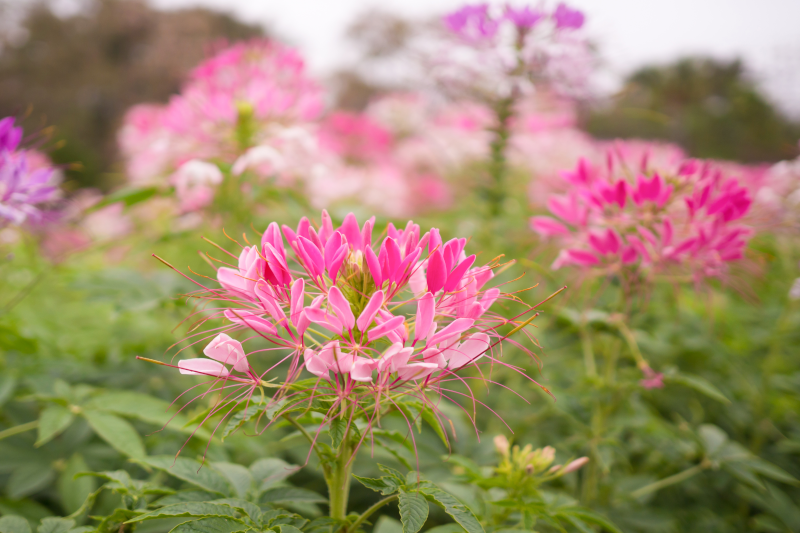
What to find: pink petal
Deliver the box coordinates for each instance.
[203,333,246,370]
[396,362,439,381]
[414,292,435,343]
[447,332,490,370]
[444,254,476,292]
[224,309,277,337]
[328,286,355,330]
[429,318,475,347]
[179,359,229,377]
[530,216,571,237]
[357,290,385,332]
[368,315,406,343]
[350,357,376,382]
[426,249,447,293]
[290,278,305,324]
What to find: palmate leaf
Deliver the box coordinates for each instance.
[135,456,235,497]
[125,503,239,523]
[212,463,254,500]
[209,499,262,522]
[169,518,251,533]
[398,492,428,533]
[0,516,31,533]
[416,485,484,533]
[82,410,146,459]
[36,518,75,533]
[249,458,297,492]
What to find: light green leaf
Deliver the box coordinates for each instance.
[399,492,428,533]
[249,458,296,491]
[419,409,448,448]
[275,525,304,533]
[209,499,262,521]
[82,410,145,459]
[329,418,346,449]
[155,491,219,506]
[0,516,31,533]
[83,391,208,438]
[169,518,250,533]
[57,454,95,515]
[8,464,56,499]
[126,503,238,523]
[666,373,730,404]
[0,376,17,409]
[698,424,728,457]
[36,406,75,447]
[744,458,799,485]
[557,510,622,533]
[260,487,327,505]
[135,456,234,497]
[36,518,75,533]
[211,463,253,500]
[373,517,403,533]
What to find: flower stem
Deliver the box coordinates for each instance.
[0,420,38,441]
[580,326,596,377]
[486,95,515,218]
[630,461,708,498]
[327,438,353,520]
[346,494,399,533]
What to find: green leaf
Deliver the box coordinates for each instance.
[698,424,729,457]
[134,456,234,497]
[398,492,428,533]
[354,475,400,495]
[373,517,404,533]
[744,458,799,485]
[169,518,251,533]
[57,454,95,515]
[377,465,406,484]
[126,503,239,523]
[275,525,304,533]
[210,499,262,521]
[82,410,145,459]
[417,486,484,533]
[260,487,327,505]
[83,391,208,438]
[419,409,448,448]
[395,403,422,433]
[0,516,31,533]
[249,458,297,492]
[329,418,346,449]
[36,519,75,533]
[7,464,56,499]
[666,373,730,404]
[0,376,17,409]
[36,406,75,447]
[211,463,253,500]
[155,491,219,506]
[90,186,159,211]
[221,401,264,440]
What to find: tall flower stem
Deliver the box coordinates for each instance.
[327,438,353,520]
[630,460,710,498]
[486,95,515,218]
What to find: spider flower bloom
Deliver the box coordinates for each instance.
[156,211,554,450]
[0,117,60,226]
[118,40,323,192]
[531,150,755,281]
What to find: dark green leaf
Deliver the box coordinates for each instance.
[210,499,261,521]
[0,516,31,533]
[276,525,304,533]
[354,475,400,495]
[36,406,75,447]
[329,418,346,449]
[418,486,483,533]
[302,517,344,533]
[557,510,622,533]
[398,492,428,533]
[82,410,146,459]
[377,465,406,484]
[419,409,449,449]
[169,518,250,533]
[134,456,234,497]
[0,376,17,409]
[126,503,239,523]
[155,491,219,506]
[7,464,56,499]
[211,463,253,499]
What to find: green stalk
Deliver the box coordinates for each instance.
[486,95,515,218]
[630,462,708,498]
[327,438,353,520]
[346,494,399,533]
[0,420,38,441]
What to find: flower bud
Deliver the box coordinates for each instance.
[493,435,510,456]
[561,456,589,474]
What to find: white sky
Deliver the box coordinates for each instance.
[142,0,800,115]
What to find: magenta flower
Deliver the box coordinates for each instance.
[443,4,499,42]
[151,210,555,455]
[504,5,545,30]
[552,3,585,30]
[531,148,755,281]
[0,117,60,226]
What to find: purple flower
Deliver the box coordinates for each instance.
[443,4,499,42]
[0,117,22,153]
[552,2,585,30]
[505,5,545,30]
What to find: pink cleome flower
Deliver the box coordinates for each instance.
[530,145,755,281]
[154,211,554,452]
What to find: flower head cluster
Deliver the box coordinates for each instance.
[433,2,592,100]
[159,211,549,450]
[531,147,755,281]
[118,40,323,211]
[0,117,60,226]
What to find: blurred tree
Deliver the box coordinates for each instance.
[584,57,800,163]
[0,0,265,190]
